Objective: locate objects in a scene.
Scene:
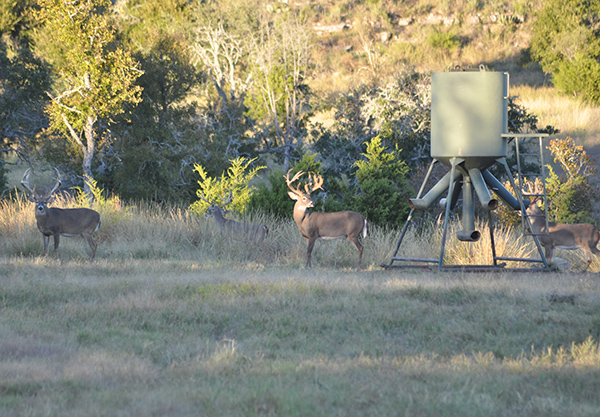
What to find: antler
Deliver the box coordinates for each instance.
[21,168,35,194]
[284,169,305,196]
[219,190,233,206]
[306,172,324,194]
[197,189,233,210]
[21,168,62,197]
[197,192,212,205]
[48,168,62,196]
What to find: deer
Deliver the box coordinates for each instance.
[285,169,368,270]
[21,168,101,261]
[198,192,268,244]
[524,186,600,270]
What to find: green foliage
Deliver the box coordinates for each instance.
[109,33,205,202]
[360,69,431,165]
[33,0,143,193]
[311,85,374,178]
[531,0,600,103]
[189,157,265,216]
[244,15,313,167]
[427,28,461,52]
[248,170,294,220]
[36,0,143,132]
[0,36,50,189]
[497,137,598,226]
[544,137,598,223]
[352,136,412,227]
[312,68,431,181]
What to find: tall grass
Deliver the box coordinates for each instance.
[2,195,597,271]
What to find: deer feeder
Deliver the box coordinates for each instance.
[409,69,522,241]
[384,67,551,271]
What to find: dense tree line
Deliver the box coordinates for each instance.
[0,0,592,226]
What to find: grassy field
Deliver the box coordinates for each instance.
[1,191,600,416]
[3,83,600,416]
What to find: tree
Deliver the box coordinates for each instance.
[190,23,257,172]
[353,137,412,227]
[531,0,600,103]
[360,69,431,165]
[34,0,142,197]
[245,15,313,170]
[110,34,204,202]
[0,32,50,195]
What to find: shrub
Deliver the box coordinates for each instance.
[545,137,598,223]
[353,137,412,227]
[189,157,265,215]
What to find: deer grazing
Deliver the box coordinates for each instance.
[21,168,101,261]
[525,190,600,270]
[285,169,368,270]
[199,193,268,244]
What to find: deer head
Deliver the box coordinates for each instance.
[284,169,324,211]
[21,168,62,217]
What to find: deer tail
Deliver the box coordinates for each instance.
[362,218,368,239]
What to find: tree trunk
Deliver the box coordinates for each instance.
[61,113,96,203]
[82,114,97,201]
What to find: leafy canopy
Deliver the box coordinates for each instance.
[531,0,600,103]
[35,0,143,135]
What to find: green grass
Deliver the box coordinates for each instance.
[1,197,600,416]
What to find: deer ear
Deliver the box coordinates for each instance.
[288,191,299,201]
[27,195,36,202]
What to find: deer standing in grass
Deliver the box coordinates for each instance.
[21,168,101,261]
[525,189,600,270]
[285,169,368,270]
[199,193,268,244]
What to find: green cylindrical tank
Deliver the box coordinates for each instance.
[431,71,508,169]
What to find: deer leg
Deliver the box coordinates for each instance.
[306,237,317,268]
[349,236,363,271]
[545,246,554,264]
[43,235,50,256]
[583,249,592,271]
[84,233,97,262]
[52,233,60,258]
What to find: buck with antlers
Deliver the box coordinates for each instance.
[199,192,268,244]
[21,169,101,261]
[285,169,368,270]
[525,188,600,270]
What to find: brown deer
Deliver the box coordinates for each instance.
[21,169,101,261]
[199,192,268,244]
[285,169,368,270]
[525,190,600,270]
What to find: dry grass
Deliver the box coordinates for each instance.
[511,85,600,147]
[1,191,600,416]
[0,256,599,416]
